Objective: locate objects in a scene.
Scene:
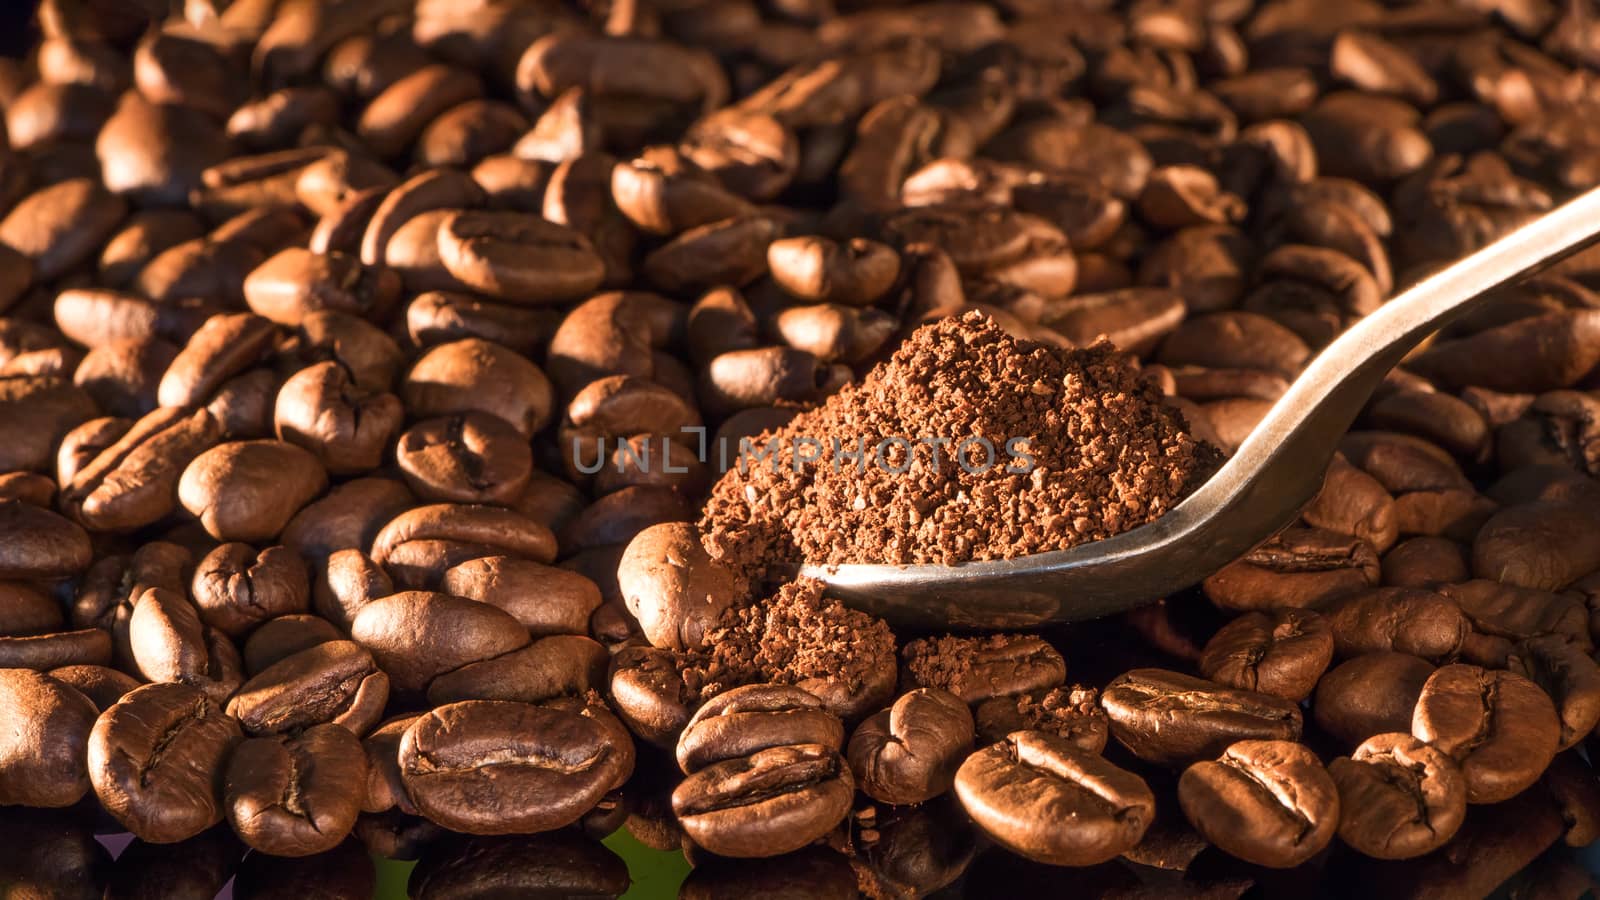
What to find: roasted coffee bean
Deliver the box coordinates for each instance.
[0,500,92,578]
[273,361,404,475]
[127,587,240,702]
[281,477,415,564]
[401,338,555,439]
[242,248,399,327]
[676,683,844,775]
[240,614,341,675]
[673,742,854,858]
[1202,526,1380,611]
[1506,634,1600,750]
[435,211,606,305]
[399,700,629,834]
[178,440,328,542]
[619,521,741,652]
[1101,668,1303,766]
[48,664,141,712]
[1177,740,1338,868]
[1442,579,1591,665]
[608,643,694,748]
[157,313,277,410]
[89,682,244,843]
[370,503,558,589]
[1412,664,1561,804]
[395,412,533,505]
[424,635,610,707]
[847,687,973,805]
[226,640,388,737]
[1197,608,1334,702]
[1329,733,1467,860]
[955,730,1154,866]
[190,543,309,638]
[440,555,602,636]
[900,634,1066,704]
[1302,455,1399,553]
[972,685,1108,751]
[224,723,367,857]
[349,590,529,693]
[1325,587,1469,662]
[1312,651,1435,752]
[0,669,98,807]
[1381,535,1470,588]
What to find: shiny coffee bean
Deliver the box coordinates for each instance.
[954,730,1155,866]
[1198,608,1334,702]
[847,687,974,805]
[1177,740,1338,868]
[1101,668,1303,766]
[224,723,367,857]
[1329,733,1467,860]
[1412,664,1560,804]
[226,640,388,737]
[676,683,844,775]
[673,742,855,858]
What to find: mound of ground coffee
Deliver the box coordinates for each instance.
[703,311,1219,570]
[682,578,896,712]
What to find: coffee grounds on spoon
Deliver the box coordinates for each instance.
[702,311,1220,574]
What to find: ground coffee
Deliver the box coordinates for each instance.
[703,311,1219,571]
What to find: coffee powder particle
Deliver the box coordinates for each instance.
[702,312,1219,572]
[682,577,896,702]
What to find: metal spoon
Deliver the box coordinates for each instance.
[805,185,1600,629]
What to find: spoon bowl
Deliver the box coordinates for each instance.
[805,185,1600,628]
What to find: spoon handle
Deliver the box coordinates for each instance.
[1209,183,1600,525]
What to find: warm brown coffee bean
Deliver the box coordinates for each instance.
[847,688,973,806]
[1101,668,1303,766]
[0,626,115,671]
[1329,733,1467,860]
[1442,580,1591,664]
[349,590,529,693]
[1198,609,1334,702]
[0,579,63,637]
[156,313,277,410]
[58,417,132,487]
[48,664,140,712]
[0,177,126,281]
[769,303,897,364]
[1158,311,1310,379]
[1177,739,1338,868]
[242,248,400,327]
[371,503,559,589]
[471,155,553,212]
[127,587,240,702]
[1301,454,1399,553]
[545,291,684,395]
[1413,664,1560,804]
[900,634,1066,705]
[227,640,388,737]
[425,635,610,706]
[955,730,1154,866]
[1472,500,1600,591]
[281,477,415,564]
[1201,526,1380,611]
[400,700,629,834]
[520,33,726,108]
[58,406,219,532]
[311,550,394,635]
[191,543,309,639]
[608,643,694,748]
[401,338,555,439]
[766,236,900,307]
[179,440,329,542]
[618,522,741,652]
[559,485,694,557]
[361,712,422,817]
[435,211,606,305]
[1411,310,1600,394]
[405,291,562,358]
[241,614,341,675]
[972,685,1109,752]
[357,64,484,159]
[73,337,180,418]
[676,683,844,775]
[1035,287,1185,355]
[673,742,854,858]
[89,682,244,844]
[1506,635,1600,750]
[1324,587,1468,662]
[440,556,602,636]
[1382,536,1470,588]
[225,724,367,857]
[395,412,532,505]
[0,499,92,578]
[644,214,784,294]
[0,375,99,475]
[1313,652,1436,750]
[0,669,98,807]
[612,146,754,236]
[272,361,403,475]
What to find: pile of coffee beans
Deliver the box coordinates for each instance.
[2,0,1600,896]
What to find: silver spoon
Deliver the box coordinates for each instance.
[804,184,1600,629]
